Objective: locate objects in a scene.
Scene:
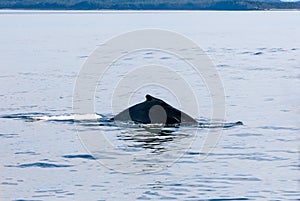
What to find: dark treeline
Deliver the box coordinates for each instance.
[0,0,300,10]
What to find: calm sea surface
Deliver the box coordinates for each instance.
[0,10,299,201]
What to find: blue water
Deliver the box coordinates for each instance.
[0,10,299,201]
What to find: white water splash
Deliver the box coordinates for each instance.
[32,114,102,121]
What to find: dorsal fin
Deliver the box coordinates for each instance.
[145,94,153,101]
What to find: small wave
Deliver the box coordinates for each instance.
[123,57,133,60]
[208,198,249,201]
[6,162,73,168]
[0,133,18,138]
[230,133,263,137]
[240,51,253,55]
[199,121,243,129]
[1,182,18,186]
[78,55,88,58]
[268,47,286,52]
[1,112,46,120]
[245,67,272,71]
[253,52,263,55]
[160,56,171,60]
[62,154,95,160]
[217,64,230,68]
[15,151,40,155]
[258,126,299,131]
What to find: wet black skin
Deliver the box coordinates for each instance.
[112,94,197,125]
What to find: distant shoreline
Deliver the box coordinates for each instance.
[1,1,300,11]
[1,9,300,13]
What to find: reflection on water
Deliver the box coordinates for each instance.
[117,127,184,154]
[1,113,243,174]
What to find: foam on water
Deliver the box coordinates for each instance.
[1,113,103,122]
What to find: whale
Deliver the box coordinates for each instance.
[112,94,197,125]
[0,93,243,128]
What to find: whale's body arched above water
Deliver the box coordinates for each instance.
[112,94,197,125]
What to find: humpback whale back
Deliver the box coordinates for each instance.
[113,94,197,125]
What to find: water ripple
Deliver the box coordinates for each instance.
[0,133,18,138]
[6,162,73,168]
[62,154,95,160]
[15,151,40,155]
[14,199,43,201]
[207,198,249,201]
[258,126,299,131]
[253,52,263,55]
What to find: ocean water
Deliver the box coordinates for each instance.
[0,10,299,201]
